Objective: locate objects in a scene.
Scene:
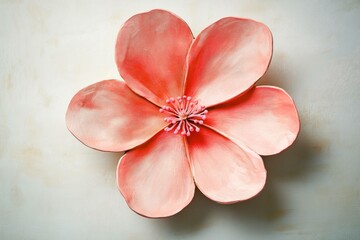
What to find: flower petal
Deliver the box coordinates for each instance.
[187,127,266,203]
[184,18,272,107]
[115,9,194,106]
[206,86,300,156]
[66,80,167,152]
[117,131,195,218]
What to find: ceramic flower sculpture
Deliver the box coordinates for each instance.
[66,9,300,218]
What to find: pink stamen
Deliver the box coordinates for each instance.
[159,96,208,136]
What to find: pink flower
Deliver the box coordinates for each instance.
[66,9,300,218]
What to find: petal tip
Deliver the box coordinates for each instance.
[116,132,196,218]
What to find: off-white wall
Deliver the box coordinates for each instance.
[1,0,359,239]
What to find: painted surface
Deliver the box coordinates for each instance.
[1,0,359,239]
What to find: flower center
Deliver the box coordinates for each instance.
[159,96,208,136]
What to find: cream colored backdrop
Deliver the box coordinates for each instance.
[1,0,359,239]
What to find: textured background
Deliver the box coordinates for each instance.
[1,0,359,239]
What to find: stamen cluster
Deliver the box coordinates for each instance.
[159,96,208,136]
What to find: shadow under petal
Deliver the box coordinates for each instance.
[158,125,323,235]
[155,189,213,235]
[155,65,327,234]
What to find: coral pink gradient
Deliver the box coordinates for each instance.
[206,86,300,156]
[115,10,193,107]
[184,17,273,107]
[117,131,194,218]
[187,127,266,203]
[66,9,300,218]
[66,80,167,152]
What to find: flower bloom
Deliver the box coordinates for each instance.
[66,9,300,218]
